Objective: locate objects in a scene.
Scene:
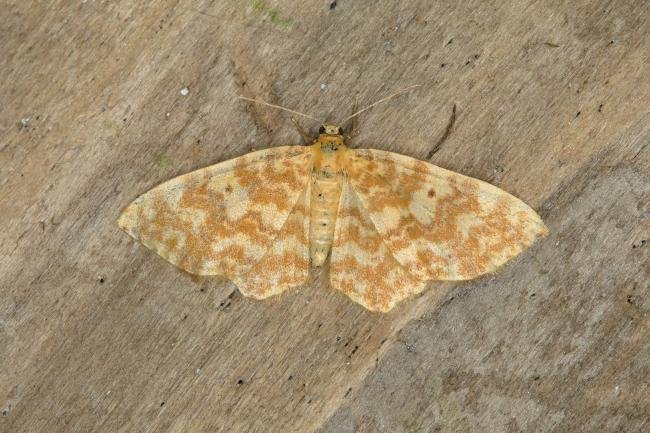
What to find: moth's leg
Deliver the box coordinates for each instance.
[345,96,358,141]
[291,117,314,145]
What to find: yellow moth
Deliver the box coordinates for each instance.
[118,91,547,312]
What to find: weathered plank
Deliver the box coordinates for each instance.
[1,1,647,432]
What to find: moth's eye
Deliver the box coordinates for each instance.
[319,126,326,134]
[338,126,344,135]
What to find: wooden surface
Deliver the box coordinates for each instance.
[1,1,648,432]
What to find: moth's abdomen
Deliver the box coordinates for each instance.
[309,172,342,266]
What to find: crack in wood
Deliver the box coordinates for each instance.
[427,103,456,159]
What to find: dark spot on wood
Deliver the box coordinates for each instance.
[446,38,453,45]
[288,375,293,380]
[98,276,105,283]
[344,387,352,397]
[632,240,646,248]
[626,295,634,304]
[575,111,581,118]
[427,189,436,198]
[543,42,560,48]
[218,289,238,310]
[427,103,456,159]
[237,379,244,385]
[440,63,446,68]
[598,104,604,112]
[329,1,337,10]
[225,184,232,193]
[160,401,165,406]
[532,375,541,381]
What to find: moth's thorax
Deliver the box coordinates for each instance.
[309,135,347,267]
[311,135,347,173]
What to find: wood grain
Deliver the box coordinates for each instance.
[1,1,647,432]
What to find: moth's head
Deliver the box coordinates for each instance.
[318,124,344,136]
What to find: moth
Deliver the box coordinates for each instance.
[119,93,547,312]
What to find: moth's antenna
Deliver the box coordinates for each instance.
[340,84,421,123]
[238,96,320,123]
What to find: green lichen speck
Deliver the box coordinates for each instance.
[153,153,173,168]
[249,0,292,27]
[102,119,121,134]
